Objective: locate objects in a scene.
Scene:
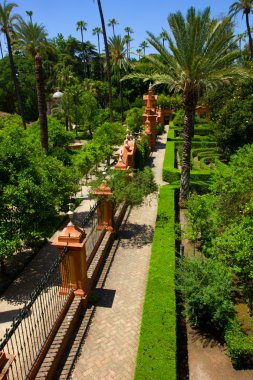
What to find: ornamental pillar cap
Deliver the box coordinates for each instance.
[94,182,113,195]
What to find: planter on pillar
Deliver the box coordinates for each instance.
[94,183,114,232]
[52,217,87,297]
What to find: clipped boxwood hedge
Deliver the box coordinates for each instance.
[191,147,217,158]
[199,156,221,170]
[225,319,253,369]
[163,129,181,183]
[134,185,176,380]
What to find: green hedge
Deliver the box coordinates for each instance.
[191,147,218,158]
[199,156,220,170]
[225,319,253,369]
[190,170,212,181]
[163,129,212,184]
[134,186,176,380]
[163,129,181,183]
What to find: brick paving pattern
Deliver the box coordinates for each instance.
[70,133,167,380]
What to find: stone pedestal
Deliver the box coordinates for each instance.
[52,223,87,297]
[94,183,114,232]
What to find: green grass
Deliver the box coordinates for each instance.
[134,186,176,380]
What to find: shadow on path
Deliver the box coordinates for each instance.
[119,223,154,248]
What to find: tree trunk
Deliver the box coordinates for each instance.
[0,39,3,59]
[65,116,69,131]
[119,72,124,123]
[97,34,103,81]
[1,260,7,276]
[179,104,195,207]
[35,53,48,151]
[6,33,26,130]
[97,0,113,122]
[245,12,253,59]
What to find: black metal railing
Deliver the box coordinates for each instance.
[0,246,72,380]
[81,201,106,260]
[80,201,99,229]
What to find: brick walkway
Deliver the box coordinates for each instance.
[70,132,167,380]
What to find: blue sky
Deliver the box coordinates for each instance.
[1,0,248,54]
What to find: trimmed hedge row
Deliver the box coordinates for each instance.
[192,147,218,158]
[163,126,214,184]
[163,129,180,183]
[199,156,220,170]
[134,185,176,380]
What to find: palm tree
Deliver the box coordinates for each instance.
[124,34,132,58]
[92,26,103,80]
[124,7,249,204]
[0,0,26,129]
[139,40,148,55]
[76,20,88,77]
[108,35,129,122]
[15,20,50,150]
[124,27,133,58]
[229,0,253,58]
[124,26,133,36]
[94,0,113,121]
[136,48,142,60]
[76,20,87,43]
[25,10,33,23]
[159,30,167,48]
[108,18,118,36]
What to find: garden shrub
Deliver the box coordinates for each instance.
[190,170,211,182]
[135,186,176,380]
[125,107,143,133]
[225,318,253,369]
[176,257,234,334]
[135,134,150,170]
[156,123,164,135]
[172,109,184,126]
[163,129,180,183]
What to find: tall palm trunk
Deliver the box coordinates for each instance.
[97,33,103,81]
[97,0,113,122]
[6,33,26,130]
[0,38,3,59]
[35,53,48,151]
[245,12,253,59]
[179,91,197,206]
[119,70,124,123]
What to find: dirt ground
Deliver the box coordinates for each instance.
[180,209,253,380]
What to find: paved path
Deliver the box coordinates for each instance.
[71,132,168,380]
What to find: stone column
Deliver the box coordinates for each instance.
[94,183,114,232]
[52,219,87,297]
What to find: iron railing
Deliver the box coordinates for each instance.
[0,246,72,380]
[80,201,99,229]
[81,201,106,261]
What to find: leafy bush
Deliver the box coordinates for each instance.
[172,109,184,126]
[156,123,164,135]
[176,257,234,334]
[0,114,23,130]
[135,134,150,170]
[125,107,143,133]
[29,116,74,149]
[214,95,253,156]
[157,94,182,110]
[225,318,253,369]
